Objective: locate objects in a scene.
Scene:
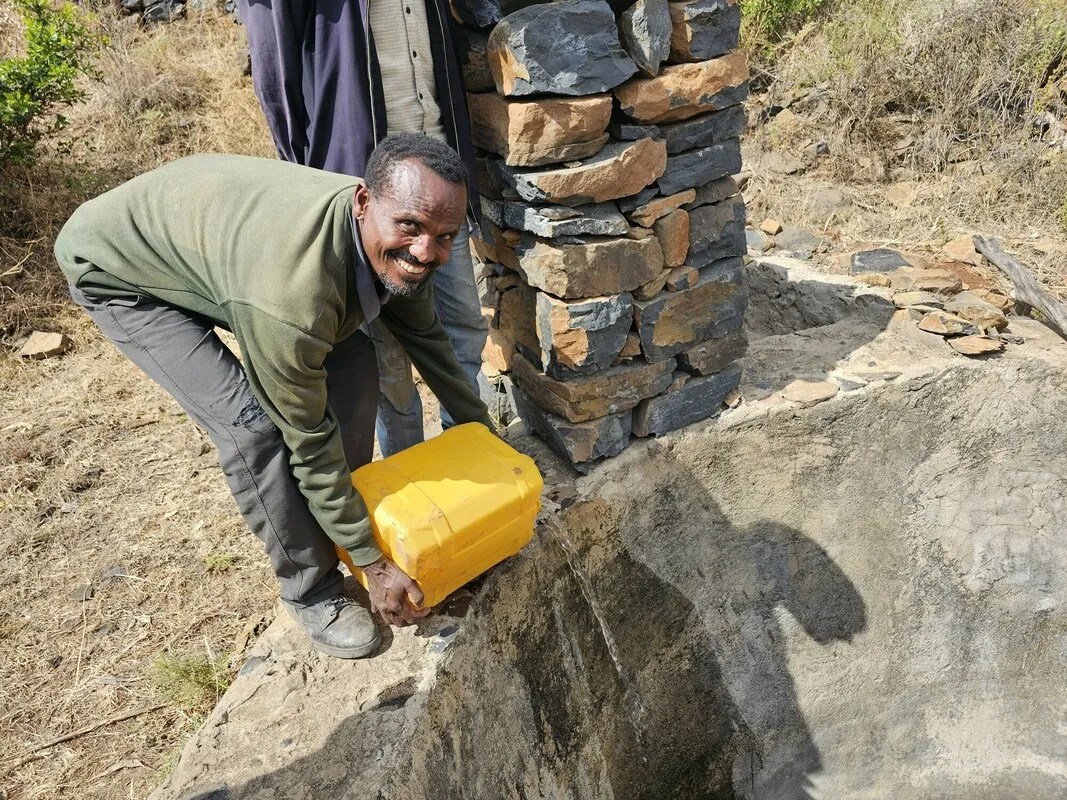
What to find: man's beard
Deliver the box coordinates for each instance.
[378,249,438,297]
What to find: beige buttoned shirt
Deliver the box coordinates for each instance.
[368,0,447,141]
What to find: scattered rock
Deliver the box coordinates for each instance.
[931,259,997,291]
[632,365,741,436]
[760,219,782,235]
[488,0,638,96]
[970,288,1014,313]
[628,188,696,227]
[481,198,629,238]
[832,375,868,392]
[893,291,944,309]
[850,248,913,275]
[504,234,664,299]
[511,351,676,422]
[657,137,742,196]
[493,138,668,206]
[944,292,1008,332]
[513,387,631,472]
[941,235,984,267]
[70,584,95,602]
[773,227,820,254]
[466,93,612,168]
[142,0,184,23]
[536,292,633,378]
[917,311,981,337]
[618,0,672,78]
[806,188,851,216]
[677,329,747,374]
[657,104,746,155]
[688,196,747,267]
[948,336,1004,356]
[746,228,773,253]
[855,273,892,288]
[19,332,72,360]
[781,379,839,406]
[632,259,745,361]
[614,51,749,124]
[667,0,741,62]
[653,210,690,267]
[888,268,963,295]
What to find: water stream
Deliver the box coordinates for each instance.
[540,514,649,760]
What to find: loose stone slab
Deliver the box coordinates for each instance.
[850,248,913,275]
[480,197,629,238]
[614,51,749,124]
[774,227,821,254]
[628,188,696,227]
[512,386,631,472]
[782,379,839,406]
[536,291,634,377]
[948,335,1005,356]
[494,138,668,206]
[888,268,964,294]
[760,219,782,235]
[618,0,672,77]
[632,257,745,362]
[917,310,981,337]
[944,291,1009,332]
[488,0,638,97]
[683,175,740,210]
[677,328,747,374]
[511,351,676,422]
[746,229,773,253]
[657,137,742,195]
[20,331,72,359]
[632,364,740,437]
[687,196,747,268]
[503,234,665,299]
[467,92,612,168]
[658,104,747,155]
[667,0,741,62]
[893,291,944,309]
[654,209,690,267]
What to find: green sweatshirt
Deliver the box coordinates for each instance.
[55,153,492,566]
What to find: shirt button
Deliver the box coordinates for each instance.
[418,92,424,100]
[412,50,418,58]
[405,5,410,11]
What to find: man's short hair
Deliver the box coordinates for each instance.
[365,133,469,196]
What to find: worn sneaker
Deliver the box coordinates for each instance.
[284,595,381,659]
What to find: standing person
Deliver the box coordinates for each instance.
[238,0,490,457]
[55,135,493,659]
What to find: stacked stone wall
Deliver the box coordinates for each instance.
[458,0,749,471]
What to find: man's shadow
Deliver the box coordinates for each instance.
[178,457,865,800]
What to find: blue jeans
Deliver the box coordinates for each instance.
[369,224,490,457]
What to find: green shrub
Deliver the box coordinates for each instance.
[0,0,102,166]
[741,0,832,53]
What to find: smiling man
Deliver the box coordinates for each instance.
[54,134,494,659]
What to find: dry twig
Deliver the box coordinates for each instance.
[973,235,1067,339]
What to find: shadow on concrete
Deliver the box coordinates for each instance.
[176,457,866,800]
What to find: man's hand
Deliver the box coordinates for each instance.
[362,557,432,626]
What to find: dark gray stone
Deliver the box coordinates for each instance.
[609,121,662,141]
[537,292,634,378]
[451,0,540,28]
[512,387,632,473]
[683,175,740,211]
[617,185,661,213]
[688,196,747,268]
[455,26,495,93]
[659,105,747,155]
[476,157,520,201]
[632,365,741,437]
[618,0,672,78]
[746,229,772,252]
[481,198,629,238]
[657,137,742,196]
[667,0,741,61]
[850,248,914,275]
[677,329,748,375]
[488,0,638,97]
[143,0,184,22]
[773,227,821,254]
[633,258,746,362]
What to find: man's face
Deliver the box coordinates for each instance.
[353,160,467,297]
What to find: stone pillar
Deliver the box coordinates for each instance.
[459,0,748,472]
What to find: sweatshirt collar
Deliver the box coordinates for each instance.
[351,216,392,326]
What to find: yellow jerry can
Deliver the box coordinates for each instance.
[336,423,543,609]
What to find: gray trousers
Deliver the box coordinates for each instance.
[70,285,376,605]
